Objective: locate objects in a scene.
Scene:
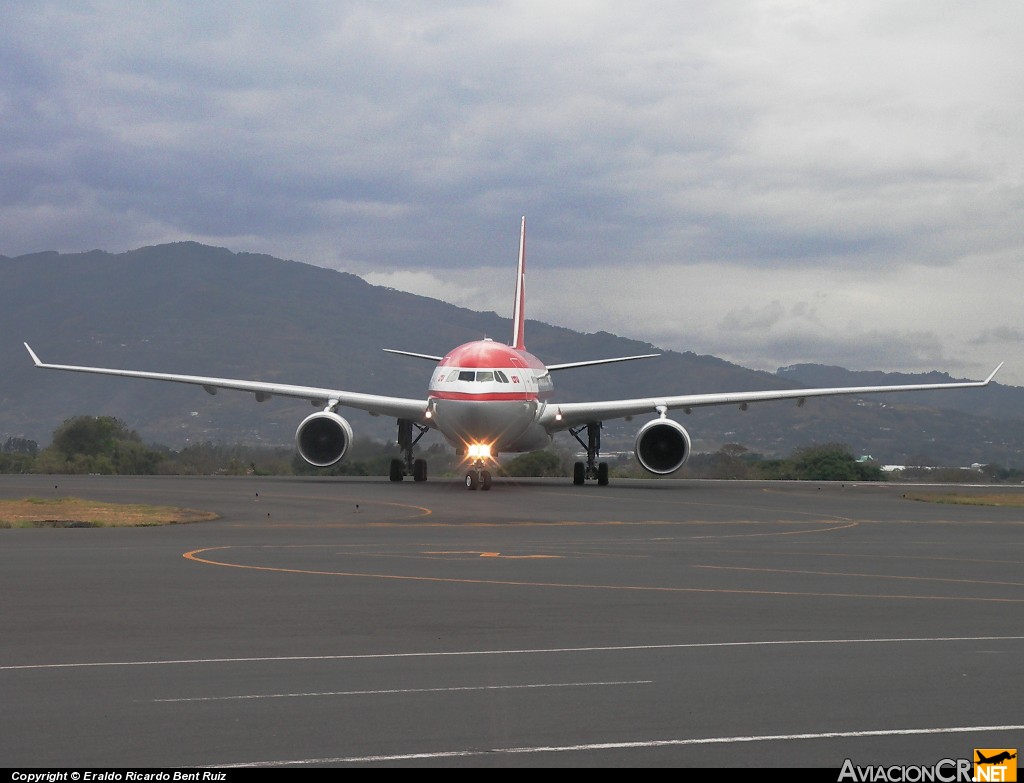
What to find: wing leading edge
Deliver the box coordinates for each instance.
[539,363,1005,431]
[24,343,430,424]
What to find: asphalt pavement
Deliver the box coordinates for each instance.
[2,474,1021,768]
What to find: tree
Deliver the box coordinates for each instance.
[51,416,138,457]
[503,450,564,477]
[0,452,35,473]
[2,437,38,455]
[711,443,752,479]
[38,416,164,474]
[791,443,884,481]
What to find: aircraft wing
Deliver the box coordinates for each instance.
[539,363,1004,431]
[24,344,431,423]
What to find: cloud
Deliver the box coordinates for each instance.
[2,1,1021,384]
[718,301,788,333]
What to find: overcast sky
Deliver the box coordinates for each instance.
[4,1,1022,385]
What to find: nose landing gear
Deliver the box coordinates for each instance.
[465,461,492,490]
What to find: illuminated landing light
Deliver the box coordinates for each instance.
[555,408,563,421]
[467,443,492,460]
[425,409,432,419]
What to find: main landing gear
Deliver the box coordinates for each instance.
[569,421,609,486]
[389,418,430,482]
[465,461,492,491]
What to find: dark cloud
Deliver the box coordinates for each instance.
[2,2,1020,383]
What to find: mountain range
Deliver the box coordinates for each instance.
[2,242,1022,468]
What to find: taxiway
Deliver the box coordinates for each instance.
[1,474,1021,768]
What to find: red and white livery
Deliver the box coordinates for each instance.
[25,217,1003,489]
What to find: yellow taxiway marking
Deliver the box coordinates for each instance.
[229,495,433,527]
[182,546,1024,603]
[456,551,560,559]
[695,564,1024,588]
[722,547,1024,567]
[536,485,855,515]
[232,520,863,537]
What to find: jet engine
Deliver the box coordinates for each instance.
[635,418,692,475]
[295,411,354,468]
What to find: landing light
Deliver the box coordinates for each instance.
[467,443,492,459]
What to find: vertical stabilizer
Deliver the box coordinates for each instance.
[511,216,527,350]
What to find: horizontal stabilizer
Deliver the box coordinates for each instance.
[382,348,445,362]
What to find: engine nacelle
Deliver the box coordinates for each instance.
[295,411,354,468]
[635,418,692,475]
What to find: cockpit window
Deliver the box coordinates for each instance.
[450,369,512,382]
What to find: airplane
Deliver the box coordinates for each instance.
[977,751,1016,765]
[25,217,1003,490]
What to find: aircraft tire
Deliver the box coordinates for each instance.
[389,458,404,482]
[465,471,478,490]
[413,458,427,482]
[573,461,585,486]
[481,470,492,490]
[597,462,609,486]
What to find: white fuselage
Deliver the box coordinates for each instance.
[426,339,553,455]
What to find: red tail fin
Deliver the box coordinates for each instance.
[511,216,527,350]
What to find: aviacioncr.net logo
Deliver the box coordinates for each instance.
[838,758,973,782]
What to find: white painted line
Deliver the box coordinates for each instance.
[214,724,1024,767]
[4,635,1023,671]
[153,679,652,703]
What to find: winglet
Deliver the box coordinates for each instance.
[511,216,526,350]
[985,362,1004,384]
[24,342,42,367]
